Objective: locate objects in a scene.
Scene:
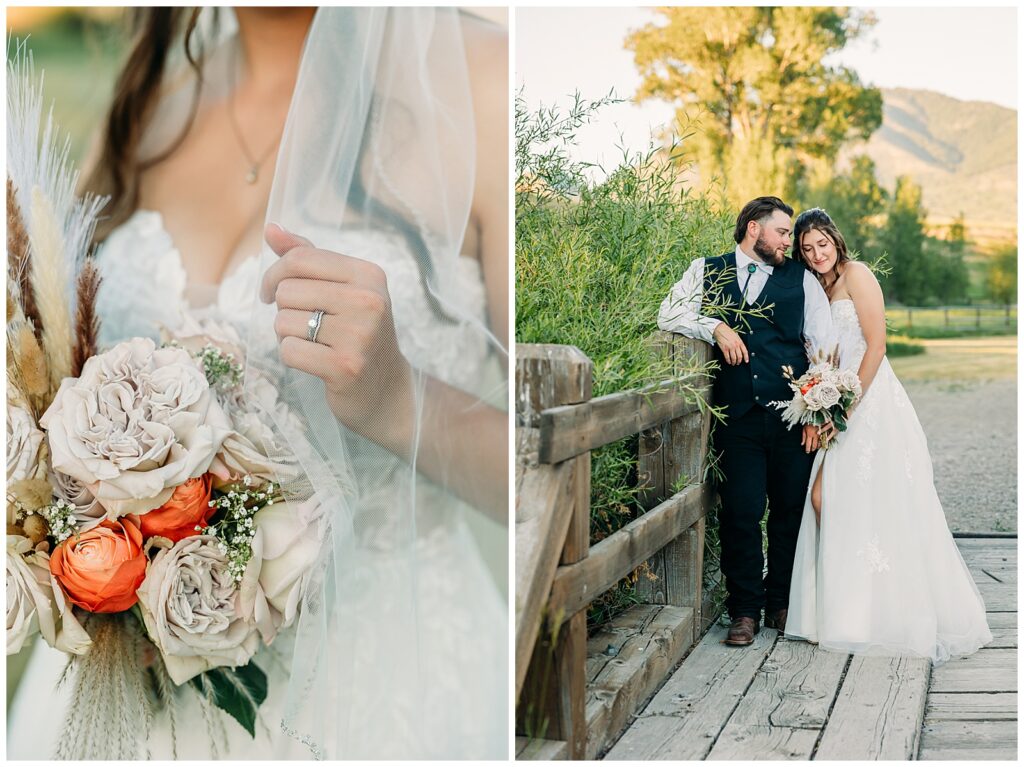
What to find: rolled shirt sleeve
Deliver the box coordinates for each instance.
[657,258,722,345]
[802,270,835,359]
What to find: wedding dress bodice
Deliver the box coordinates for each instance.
[831,299,868,372]
[95,210,499,396]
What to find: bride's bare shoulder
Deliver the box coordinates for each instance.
[844,260,880,288]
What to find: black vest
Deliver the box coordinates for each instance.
[702,252,809,419]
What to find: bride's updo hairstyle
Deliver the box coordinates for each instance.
[83,8,211,243]
[793,207,851,289]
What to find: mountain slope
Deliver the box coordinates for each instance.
[850,88,1016,232]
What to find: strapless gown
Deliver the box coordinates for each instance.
[786,299,991,663]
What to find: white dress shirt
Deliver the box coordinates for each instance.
[657,244,834,357]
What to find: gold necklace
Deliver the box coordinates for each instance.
[226,48,283,184]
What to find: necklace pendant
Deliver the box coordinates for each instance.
[245,167,258,184]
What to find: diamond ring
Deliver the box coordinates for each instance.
[307,309,326,344]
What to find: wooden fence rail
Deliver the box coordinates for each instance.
[515,333,718,760]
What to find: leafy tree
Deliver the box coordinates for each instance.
[931,213,969,304]
[800,155,887,258]
[986,244,1018,305]
[627,7,883,206]
[879,176,931,303]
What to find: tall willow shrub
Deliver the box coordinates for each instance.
[516,94,733,626]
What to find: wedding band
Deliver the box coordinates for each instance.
[307,309,326,344]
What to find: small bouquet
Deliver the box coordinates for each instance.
[7,42,322,758]
[770,346,861,450]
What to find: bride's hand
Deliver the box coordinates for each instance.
[260,223,414,452]
[818,420,836,445]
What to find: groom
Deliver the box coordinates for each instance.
[657,196,833,646]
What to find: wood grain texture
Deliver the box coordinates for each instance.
[514,459,576,698]
[549,483,712,617]
[603,625,776,760]
[515,736,568,760]
[928,648,1017,693]
[917,719,1017,760]
[539,382,706,464]
[585,604,695,760]
[925,692,1017,721]
[814,654,930,760]
[515,344,592,427]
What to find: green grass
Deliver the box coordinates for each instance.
[887,306,1016,338]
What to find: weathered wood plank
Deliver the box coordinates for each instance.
[708,725,821,761]
[984,611,1018,648]
[924,692,1017,721]
[976,582,1017,612]
[814,654,930,760]
[539,380,709,464]
[515,344,592,427]
[515,736,568,760]
[929,648,1017,693]
[708,640,847,760]
[549,482,713,617]
[918,719,1017,760]
[585,605,695,760]
[515,460,577,697]
[603,625,777,760]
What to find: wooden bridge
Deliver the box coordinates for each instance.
[514,335,1017,761]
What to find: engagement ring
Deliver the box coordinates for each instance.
[307,309,326,344]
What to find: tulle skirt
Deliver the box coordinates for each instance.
[786,358,992,664]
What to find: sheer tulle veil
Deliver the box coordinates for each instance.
[230,7,505,758]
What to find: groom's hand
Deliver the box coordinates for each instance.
[712,324,749,365]
[801,424,820,453]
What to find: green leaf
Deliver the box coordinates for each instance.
[189,662,268,738]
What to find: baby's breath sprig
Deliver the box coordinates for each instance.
[196,343,244,392]
[197,476,282,582]
[37,499,77,543]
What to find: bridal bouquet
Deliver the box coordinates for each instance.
[7,42,321,757]
[770,347,862,450]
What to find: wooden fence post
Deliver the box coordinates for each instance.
[515,344,592,759]
[636,333,713,643]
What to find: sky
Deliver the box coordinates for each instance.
[516,7,1018,171]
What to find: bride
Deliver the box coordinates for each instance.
[785,208,991,664]
[7,7,508,759]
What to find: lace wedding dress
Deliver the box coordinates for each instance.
[786,299,992,663]
[7,210,508,759]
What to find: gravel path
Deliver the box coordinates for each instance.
[903,378,1017,533]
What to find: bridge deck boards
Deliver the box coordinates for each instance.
[599,538,1016,761]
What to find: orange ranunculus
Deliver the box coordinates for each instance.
[49,517,147,613]
[138,474,214,543]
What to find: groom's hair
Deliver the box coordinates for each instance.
[734,197,794,243]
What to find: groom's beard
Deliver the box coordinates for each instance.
[753,235,787,266]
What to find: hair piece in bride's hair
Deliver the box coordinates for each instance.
[83,8,216,243]
[793,207,850,288]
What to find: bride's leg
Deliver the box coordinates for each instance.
[810,459,824,526]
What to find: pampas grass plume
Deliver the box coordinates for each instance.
[28,186,73,391]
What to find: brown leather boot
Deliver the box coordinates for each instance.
[724,616,760,646]
[765,608,788,636]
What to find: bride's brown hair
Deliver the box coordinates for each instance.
[793,207,851,292]
[83,8,212,243]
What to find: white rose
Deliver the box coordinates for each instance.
[242,497,324,645]
[7,405,44,484]
[802,388,823,411]
[137,535,260,685]
[40,338,232,517]
[815,383,842,409]
[50,469,105,531]
[839,370,861,393]
[6,536,91,656]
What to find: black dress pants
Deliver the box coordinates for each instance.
[713,405,815,620]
